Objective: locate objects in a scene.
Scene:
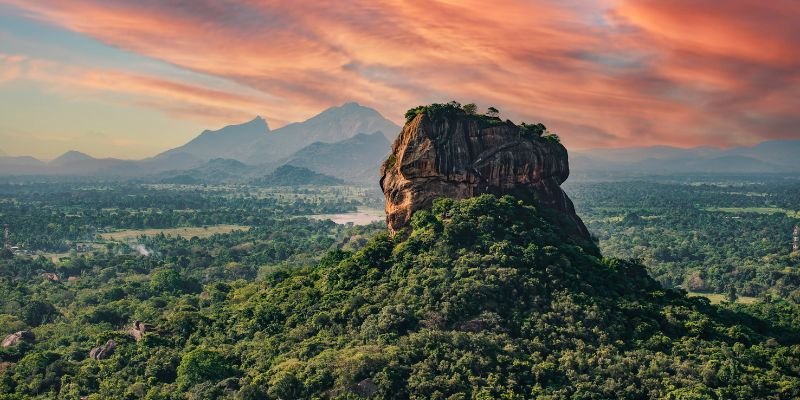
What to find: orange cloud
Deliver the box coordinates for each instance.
[1,0,798,149]
[0,53,26,83]
[6,56,276,124]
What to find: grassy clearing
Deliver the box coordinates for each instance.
[706,207,800,218]
[687,291,758,305]
[39,252,71,262]
[100,224,249,241]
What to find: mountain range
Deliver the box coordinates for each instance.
[1,102,797,183]
[0,103,400,184]
[571,141,800,177]
[152,102,397,166]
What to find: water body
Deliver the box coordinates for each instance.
[307,208,385,225]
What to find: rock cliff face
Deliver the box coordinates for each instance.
[380,112,590,241]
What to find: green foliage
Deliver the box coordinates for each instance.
[462,103,477,115]
[541,133,561,143]
[727,285,738,303]
[21,301,58,327]
[519,122,546,137]
[0,182,362,252]
[150,268,199,295]
[519,122,561,143]
[404,101,466,122]
[384,154,396,170]
[253,165,344,187]
[176,348,235,390]
[0,184,798,398]
[567,179,800,298]
[403,102,560,145]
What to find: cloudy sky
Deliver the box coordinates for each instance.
[0,0,798,159]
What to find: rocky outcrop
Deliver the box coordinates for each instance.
[128,321,152,342]
[325,378,379,398]
[2,331,35,347]
[380,112,590,241]
[0,362,14,373]
[89,340,117,360]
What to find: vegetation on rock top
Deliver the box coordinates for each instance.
[404,101,561,143]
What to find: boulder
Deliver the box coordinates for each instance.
[89,339,117,360]
[2,330,35,348]
[0,362,14,373]
[128,320,153,342]
[41,272,60,282]
[353,378,379,398]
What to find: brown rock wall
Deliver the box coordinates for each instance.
[380,113,589,240]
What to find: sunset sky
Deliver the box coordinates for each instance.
[0,0,798,159]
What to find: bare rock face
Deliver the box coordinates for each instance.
[0,362,14,373]
[380,113,590,241]
[128,321,152,342]
[2,331,35,348]
[89,339,117,360]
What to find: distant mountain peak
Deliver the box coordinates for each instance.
[155,115,271,163]
[154,103,400,168]
[51,150,94,165]
[248,115,268,128]
[207,115,270,134]
[316,101,380,118]
[340,101,364,109]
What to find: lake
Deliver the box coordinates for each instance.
[306,208,385,225]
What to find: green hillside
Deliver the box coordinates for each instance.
[2,195,797,399]
[253,165,345,187]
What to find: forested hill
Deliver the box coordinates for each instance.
[2,195,798,398]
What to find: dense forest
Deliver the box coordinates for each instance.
[0,183,367,252]
[566,178,800,300]
[1,193,799,399]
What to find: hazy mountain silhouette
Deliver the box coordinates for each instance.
[0,155,47,175]
[243,102,399,164]
[152,132,392,184]
[50,150,95,166]
[726,140,800,170]
[1,102,797,182]
[252,165,344,186]
[154,158,264,184]
[151,102,399,167]
[571,141,799,176]
[43,151,142,176]
[153,116,270,163]
[284,132,391,183]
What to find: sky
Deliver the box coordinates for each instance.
[0,0,798,159]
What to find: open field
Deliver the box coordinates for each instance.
[39,252,71,262]
[100,224,249,241]
[687,291,758,305]
[706,207,800,218]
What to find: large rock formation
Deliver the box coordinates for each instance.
[380,110,590,241]
[2,331,35,348]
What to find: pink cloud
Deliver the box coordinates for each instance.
[0,53,26,83]
[9,56,275,123]
[1,0,798,148]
